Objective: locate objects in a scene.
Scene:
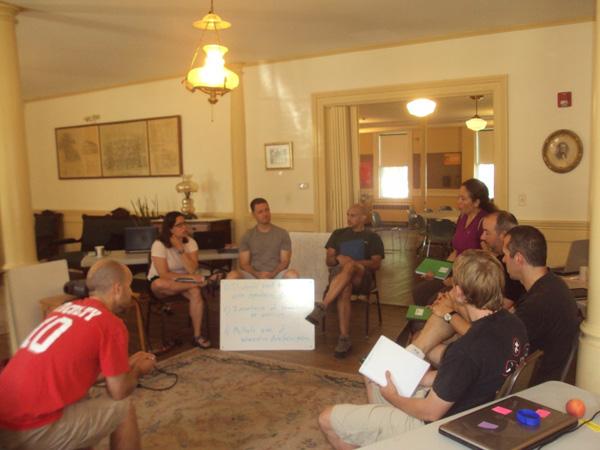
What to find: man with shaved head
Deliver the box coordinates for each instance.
[306,204,384,358]
[0,259,156,450]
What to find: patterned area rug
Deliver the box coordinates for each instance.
[99,349,367,450]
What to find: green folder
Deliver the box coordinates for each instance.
[406,304,432,321]
[415,258,453,280]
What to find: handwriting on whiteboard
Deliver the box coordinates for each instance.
[220,279,315,351]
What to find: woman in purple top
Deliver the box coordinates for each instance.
[411,178,496,308]
[448,178,497,261]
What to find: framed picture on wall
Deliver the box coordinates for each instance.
[55,125,102,179]
[265,142,293,170]
[55,115,182,179]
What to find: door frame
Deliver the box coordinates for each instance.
[312,75,508,231]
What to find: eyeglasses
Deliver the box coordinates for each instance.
[173,222,187,228]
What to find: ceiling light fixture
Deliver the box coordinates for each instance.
[183,0,239,104]
[406,98,437,117]
[465,95,487,132]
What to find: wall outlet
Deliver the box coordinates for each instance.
[518,193,527,207]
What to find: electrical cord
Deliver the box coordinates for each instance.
[536,408,600,449]
[137,366,178,391]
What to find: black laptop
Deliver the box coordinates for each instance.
[193,231,228,250]
[124,226,157,253]
[439,396,577,450]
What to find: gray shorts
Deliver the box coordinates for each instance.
[330,387,426,447]
[0,394,130,450]
[239,269,292,279]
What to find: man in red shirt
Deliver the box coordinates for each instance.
[0,259,156,450]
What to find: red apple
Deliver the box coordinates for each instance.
[566,398,586,418]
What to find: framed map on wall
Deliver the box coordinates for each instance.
[55,125,102,178]
[55,115,182,179]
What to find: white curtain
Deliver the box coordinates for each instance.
[324,105,359,230]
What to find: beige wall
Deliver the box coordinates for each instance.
[22,23,592,242]
[243,22,593,222]
[25,78,234,214]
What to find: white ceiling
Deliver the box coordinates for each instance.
[10,0,595,101]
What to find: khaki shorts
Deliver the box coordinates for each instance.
[330,387,427,447]
[0,394,130,450]
[239,269,292,279]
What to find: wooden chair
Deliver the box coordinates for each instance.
[495,349,544,399]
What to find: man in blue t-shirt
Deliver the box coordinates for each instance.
[306,204,384,358]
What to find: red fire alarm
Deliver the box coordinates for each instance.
[557,92,572,108]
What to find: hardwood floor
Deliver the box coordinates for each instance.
[135,297,409,375]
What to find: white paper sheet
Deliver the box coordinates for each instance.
[359,335,430,397]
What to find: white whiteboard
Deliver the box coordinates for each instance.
[5,259,69,353]
[220,279,315,351]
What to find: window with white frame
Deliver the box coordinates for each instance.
[475,129,495,199]
[378,132,411,199]
[380,166,409,199]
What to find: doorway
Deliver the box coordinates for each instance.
[312,75,507,231]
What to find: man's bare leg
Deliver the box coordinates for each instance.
[425,343,448,368]
[110,402,140,450]
[283,269,299,278]
[337,284,353,336]
[318,406,359,450]
[323,263,363,307]
[306,263,363,336]
[226,270,243,279]
[410,315,454,356]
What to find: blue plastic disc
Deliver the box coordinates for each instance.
[516,409,541,427]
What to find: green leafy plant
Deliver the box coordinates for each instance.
[130,197,160,224]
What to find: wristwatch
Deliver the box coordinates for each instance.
[443,311,457,323]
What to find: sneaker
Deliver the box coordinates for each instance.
[334,335,352,358]
[305,302,326,326]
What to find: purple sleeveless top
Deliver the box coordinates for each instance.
[451,209,488,256]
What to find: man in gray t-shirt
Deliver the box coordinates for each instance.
[227,198,299,279]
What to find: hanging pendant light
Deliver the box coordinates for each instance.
[407,98,437,117]
[183,0,239,104]
[465,95,487,132]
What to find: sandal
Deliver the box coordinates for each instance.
[206,271,226,286]
[193,336,211,349]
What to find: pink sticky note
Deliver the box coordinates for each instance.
[536,409,551,419]
[492,406,512,415]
